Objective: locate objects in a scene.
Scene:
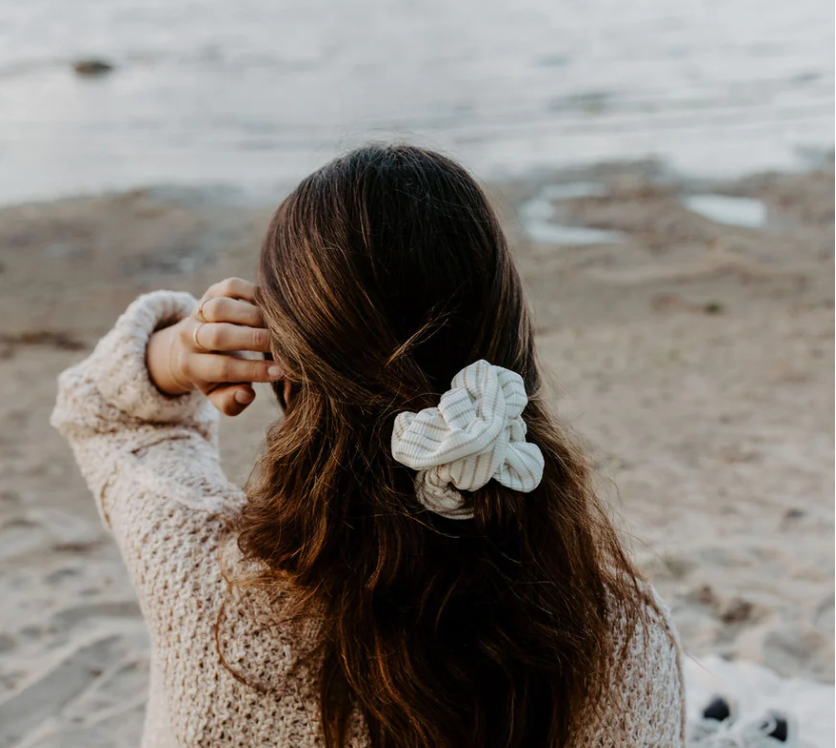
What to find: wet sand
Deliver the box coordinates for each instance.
[0,163,832,746]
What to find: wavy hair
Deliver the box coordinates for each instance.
[232,144,650,747]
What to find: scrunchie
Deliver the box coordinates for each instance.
[391,360,545,519]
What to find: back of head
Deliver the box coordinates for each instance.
[239,144,646,747]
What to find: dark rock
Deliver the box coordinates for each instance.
[718,597,755,624]
[703,301,725,315]
[72,59,114,77]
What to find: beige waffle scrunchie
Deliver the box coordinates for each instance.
[391,360,545,519]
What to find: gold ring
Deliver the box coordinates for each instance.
[193,297,210,323]
[192,322,210,352]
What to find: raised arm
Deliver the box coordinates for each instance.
[51,282,279,530]
[50,287,322,743]
[51,290,224,527]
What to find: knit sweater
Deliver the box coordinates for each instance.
[52,291,687,747]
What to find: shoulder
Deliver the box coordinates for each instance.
[578,583,686,747]
[618,585,686,745]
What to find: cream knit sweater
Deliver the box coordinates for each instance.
[52,291,687,747]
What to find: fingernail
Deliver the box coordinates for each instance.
[235,389,254,404]
[268,365,282,378]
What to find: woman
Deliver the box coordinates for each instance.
[53,144,686,747]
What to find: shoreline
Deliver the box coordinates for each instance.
[0,160,832,744]
[1,148,834,214]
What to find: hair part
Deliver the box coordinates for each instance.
[230,144,652,747]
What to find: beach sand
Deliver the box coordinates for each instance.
[0,163,832,746]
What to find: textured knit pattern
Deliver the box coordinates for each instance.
[391,360,544,519]
[52,291,687,747]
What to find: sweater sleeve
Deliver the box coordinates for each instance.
[50,290,250,620]
[50,290,246,529]
[51,292,326,744]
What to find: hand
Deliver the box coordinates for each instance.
[147,278,280,416]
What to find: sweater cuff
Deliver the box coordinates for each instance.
[95,290,207,424]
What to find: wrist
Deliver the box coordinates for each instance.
[147,324,193,396]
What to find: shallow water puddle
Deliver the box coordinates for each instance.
[522,221,625,246]
[519,183,624,246]
[682,194,767,229]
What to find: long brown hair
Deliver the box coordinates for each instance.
[236,144,649,747]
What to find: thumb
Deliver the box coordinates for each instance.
[208,384,255,417]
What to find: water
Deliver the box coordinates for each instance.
[0,0,832,205]
[519,184,625,246]
[682,194,768,228]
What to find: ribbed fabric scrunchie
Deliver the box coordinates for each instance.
[391,360,545,519]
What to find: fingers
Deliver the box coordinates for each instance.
[183,352,281,386]
[203,277,258,303]
[208,384,256,417]
[198,296,264,328]
[182,279,278,408]
[190,322,272,354]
